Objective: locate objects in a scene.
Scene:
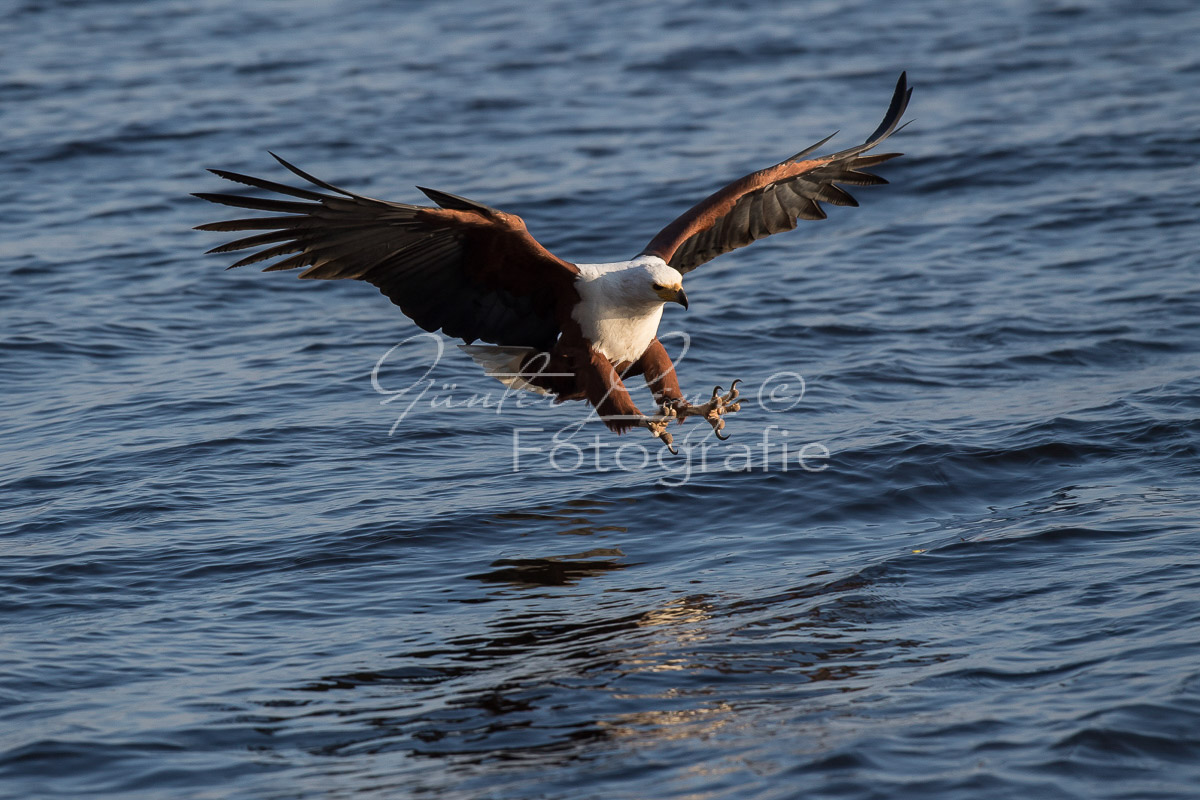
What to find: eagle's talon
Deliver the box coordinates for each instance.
[640,415,678,454]
[663,377,743,440]
[707,411,729,439]
[640,413,673,438]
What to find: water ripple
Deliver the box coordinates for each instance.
[3,0,1200,798]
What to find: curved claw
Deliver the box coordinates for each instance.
[644,415,679,454]
[669,377,743,442]
[707,413,730,440]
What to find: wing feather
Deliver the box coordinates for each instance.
[640,73,911,273]
[746,191,767,242]
[760,188,797,236]
[195,157,579,349]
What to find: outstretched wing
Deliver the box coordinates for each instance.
[195,154,579,350]
[639,72,912,274]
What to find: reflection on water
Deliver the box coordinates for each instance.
[275,520,919,780]
[467,548,629,587]
[599,698,738,745]
[489,498,632,537]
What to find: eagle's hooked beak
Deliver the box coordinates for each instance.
[656,283,688,309]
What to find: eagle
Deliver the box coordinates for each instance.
[196,74,911,452]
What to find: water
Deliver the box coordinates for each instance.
[3,1,1200,798]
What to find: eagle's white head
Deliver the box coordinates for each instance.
[593,256,687,311]
[572,255,688,363]
[645,260,688,310]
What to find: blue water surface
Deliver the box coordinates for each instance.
[3,1,1200,798]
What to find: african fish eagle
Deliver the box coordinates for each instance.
[196,74,911,451]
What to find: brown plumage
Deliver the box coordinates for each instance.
[196,163,579,351]
[640,73,911,272]
[195,73,911,447]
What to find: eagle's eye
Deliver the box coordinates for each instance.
[651,282,665,291]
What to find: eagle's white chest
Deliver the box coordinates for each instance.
[581,303,664,364]
[571,258,668,364]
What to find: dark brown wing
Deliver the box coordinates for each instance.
[194,154,579,350]
[639,73,912,274]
